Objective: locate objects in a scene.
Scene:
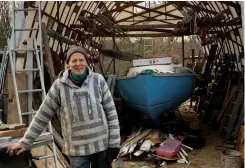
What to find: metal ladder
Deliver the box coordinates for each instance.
[143,38,153,58]
[8,2,58,168]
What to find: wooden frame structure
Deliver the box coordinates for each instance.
[18,1,243,73]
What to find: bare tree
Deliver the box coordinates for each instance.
[0,1,12,49]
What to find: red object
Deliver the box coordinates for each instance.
[156,139,182,158]
[200,28,208,45]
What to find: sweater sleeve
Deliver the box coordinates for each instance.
[18,79,61,149]
[100,75,121,148]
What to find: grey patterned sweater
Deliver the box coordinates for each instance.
[18,69,121,156]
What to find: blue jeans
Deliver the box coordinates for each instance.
[69,150,107,168]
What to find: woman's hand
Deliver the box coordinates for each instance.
[7,143,26,155]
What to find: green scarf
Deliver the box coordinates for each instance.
[71,68,87,82]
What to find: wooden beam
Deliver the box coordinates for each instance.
[172,2,218,15]
[220,17,241,26]
[199,17,241,27]
[182,36,185,66]
[42,23,56,82]
[127,2,183,19]
[41,9,101,48]
[93,33,173,37]
[116,2,177,23]
[46,27,77,45]
[91,29,223,37]
[116,24,180,29]
[119,7,175,25]
[41,10,83,42]
[236,126,244,168]
[219,1,241,11]
[103,1,143,14]
[0,128,27,138]
[71,23,180,29]
[121,28,173,33]
[73,17,241,32]
[132,8,179,25]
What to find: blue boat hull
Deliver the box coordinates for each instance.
[117,73,196,124]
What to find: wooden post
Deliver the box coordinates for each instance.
[41,23,56,82]
[98,59,105,76]
[192,49,195,64]
[182,36,185,66]
[236,126,244,168]
[46,27,77,45]
[190,49,195,108]
[113,59,116,74]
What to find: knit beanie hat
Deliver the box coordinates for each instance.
[66,45,88,63]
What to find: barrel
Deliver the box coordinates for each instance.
[221,149,241,168]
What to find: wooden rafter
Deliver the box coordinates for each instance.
[103,1,143,15]
[132,8,179,25]
[219,1,241,11]
[117,24,180,29]
[121,28,173,33]
[126,2,183,19]
[91,30,221,37]
[116,2,179,23]
[121,9,175,25]
[72,18,241,30]
[172,1,218,15]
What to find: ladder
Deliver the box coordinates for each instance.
[219,70,244,141]
[195,45,217,114]
[199,54,234,122]
[143,38,153,58]
[8,2,58,168]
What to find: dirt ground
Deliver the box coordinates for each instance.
[112,102,225,168]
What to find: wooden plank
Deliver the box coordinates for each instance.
[127,2,183,19]
[236,126,244,168]
[46,26,77,45]
[52,144,70,168]
[71,23,180,29]
[123,129,152,146]
[0,124,26,131]
[103,1,143,14]
[234,105,244,139]
[220,1,241,11]
[217,86,237,122]
[225,89,244,139]
[41,23,57,83]
[7,73,27,125]
[0,128,27,138]
[32,145,67,168]
[94,33,173,37]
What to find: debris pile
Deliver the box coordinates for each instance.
[118,128,194,166]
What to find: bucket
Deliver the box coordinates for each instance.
[221,149,241,168]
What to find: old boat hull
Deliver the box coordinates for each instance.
[117,73,196,124]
